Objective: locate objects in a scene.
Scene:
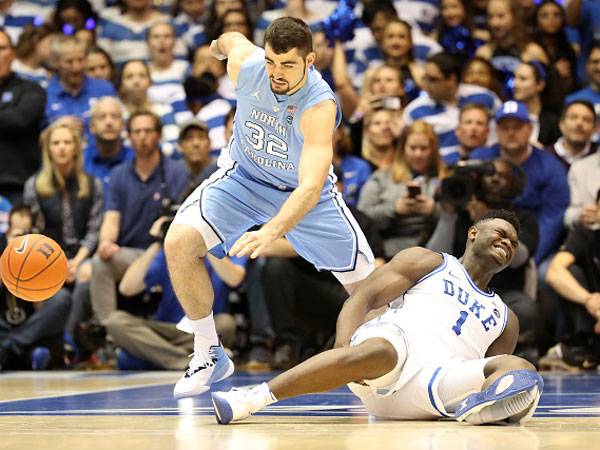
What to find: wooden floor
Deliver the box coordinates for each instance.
[0,371,599,450]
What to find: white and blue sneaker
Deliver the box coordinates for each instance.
[455,370,544,425]
[212,382,277,424]
[173,343,234,398]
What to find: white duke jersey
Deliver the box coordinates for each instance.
[386,253,509,384]
[229,48,341,199]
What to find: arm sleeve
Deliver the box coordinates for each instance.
[79,177,104,252]
[0,83,46,132]
[22,176,39,211]
[562,229,586,262]
[425,210,458,253]
[356,173,395,226]
[533,160,570,263]
[564,163,588,228]
[105,168,123,212]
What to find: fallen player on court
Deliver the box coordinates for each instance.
[212,210,544,425]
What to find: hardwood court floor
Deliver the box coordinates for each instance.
[0,371,599,450]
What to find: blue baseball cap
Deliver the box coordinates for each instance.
[495,101,531,123]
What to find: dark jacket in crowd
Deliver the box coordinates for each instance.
[0,73,46,189]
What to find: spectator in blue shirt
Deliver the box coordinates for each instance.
[565,42,600,114]
[333,124,371,207]
[90,110,189,326]
[44,35,117,131]
[471,101,570,263]
[84,97,134,202]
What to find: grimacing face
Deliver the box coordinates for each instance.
[264,44,314,95]
[469,218,519,271]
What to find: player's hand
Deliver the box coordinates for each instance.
[579,204,598,229]
[395,196,417,215]
[229,228,279,259]
[585,292,600,319]
[210,39,227,60]
[414,195,435,216]
[149,216,169,239]
[98,239,120,261]
[554,58,571,78]
[66,259,80,283]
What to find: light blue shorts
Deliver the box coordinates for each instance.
[173,161,374,285]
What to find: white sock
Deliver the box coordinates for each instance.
[257,382,278,404]
[189,313,219,351]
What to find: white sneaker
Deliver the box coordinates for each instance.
[211,383,275,424]
[173,343,234,398]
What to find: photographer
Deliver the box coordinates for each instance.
[427,158,540,360]
[104,215,243,370]
[90,111,188,326]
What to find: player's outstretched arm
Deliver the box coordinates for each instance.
[334,247,443,348]
[210,32,257,86]
[229,100,337,259]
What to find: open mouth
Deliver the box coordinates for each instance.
[492,244,510,262]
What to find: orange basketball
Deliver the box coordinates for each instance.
[0,234,68,302]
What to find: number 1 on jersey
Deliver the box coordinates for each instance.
[452,310,468,336]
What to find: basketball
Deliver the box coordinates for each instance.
[0,234,68,302]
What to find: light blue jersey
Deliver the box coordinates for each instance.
[230,48,341,198]
[174,47,374,286]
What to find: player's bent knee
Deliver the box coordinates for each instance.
[164,224,207,260]
[485,354,536,377]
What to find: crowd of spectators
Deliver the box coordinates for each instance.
[0,0,600,373]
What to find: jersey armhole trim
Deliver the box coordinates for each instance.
[500,302,509,334]
[414,252,447,285]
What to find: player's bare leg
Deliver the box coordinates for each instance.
[455,355,543,425]
[164,224,234,398]
[211,338,398,424]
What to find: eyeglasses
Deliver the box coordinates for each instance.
[423,75,445,83]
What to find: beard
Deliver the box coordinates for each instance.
[269,78,289,94]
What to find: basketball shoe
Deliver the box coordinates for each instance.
[173,343,234,398]
[211,382,277,424]
[455,370,544,425]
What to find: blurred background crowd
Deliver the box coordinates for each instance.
[0,0,599,374]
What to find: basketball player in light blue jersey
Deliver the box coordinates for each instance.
[166,17,375,398]
[212,210,545,425]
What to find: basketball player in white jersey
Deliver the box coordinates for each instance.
[212,209,544,425]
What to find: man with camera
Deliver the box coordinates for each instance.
[427,158,540,361]
[471,101,569,264]
[90,111,188,326]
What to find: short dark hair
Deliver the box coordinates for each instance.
[474,209,520,236]
[9,203,32,221]
[362,0,398,25]
[127,110,163,134]
[589,40,600,55]
[427,52,462,82]
[459,103,491,121]
[562,99,597,122]
[264,17,312,58]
